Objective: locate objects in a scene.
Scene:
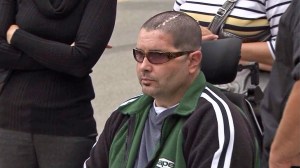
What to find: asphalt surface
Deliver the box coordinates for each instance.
[91,0,174,133]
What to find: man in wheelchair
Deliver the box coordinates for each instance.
[85,11,260,168]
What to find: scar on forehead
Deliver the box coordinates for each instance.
[155,14,180,29]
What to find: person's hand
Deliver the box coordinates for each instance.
[269,159,292,168]
[6,24,19,44]
[292,155,300,167]
[200,26,218,41]
[269,153,300,168]
[200,26,212,36]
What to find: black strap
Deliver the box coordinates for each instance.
[208,0,238,34]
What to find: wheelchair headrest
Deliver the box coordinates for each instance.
[201,38,242,84]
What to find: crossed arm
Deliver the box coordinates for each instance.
[1,0,116,77]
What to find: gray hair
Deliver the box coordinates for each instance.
[141,11,201,51]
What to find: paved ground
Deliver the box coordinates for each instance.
[91,0,174,133]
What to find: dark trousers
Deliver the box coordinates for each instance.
[0,128,96,168]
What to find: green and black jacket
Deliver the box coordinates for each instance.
[84,72,260,168]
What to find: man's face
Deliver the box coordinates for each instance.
[135,29,192,105]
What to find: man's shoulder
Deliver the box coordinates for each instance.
[191,85,245,121]
[115,94,153,115]
[118,94,143,107]
[199,85,233,106]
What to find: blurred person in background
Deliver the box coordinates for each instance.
[0,0,116,168]
[173,0,291,93]
[260,0,300,167]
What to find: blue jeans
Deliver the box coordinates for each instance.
[0,128,96,168]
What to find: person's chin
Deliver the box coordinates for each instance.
[141,86,155,96]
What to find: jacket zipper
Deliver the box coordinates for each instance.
[145,117,178,168]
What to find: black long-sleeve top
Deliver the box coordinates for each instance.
[0,0,117,136]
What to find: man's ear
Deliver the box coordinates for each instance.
[188,50,202,73]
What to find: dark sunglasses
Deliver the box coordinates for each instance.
[133,48,193,64]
